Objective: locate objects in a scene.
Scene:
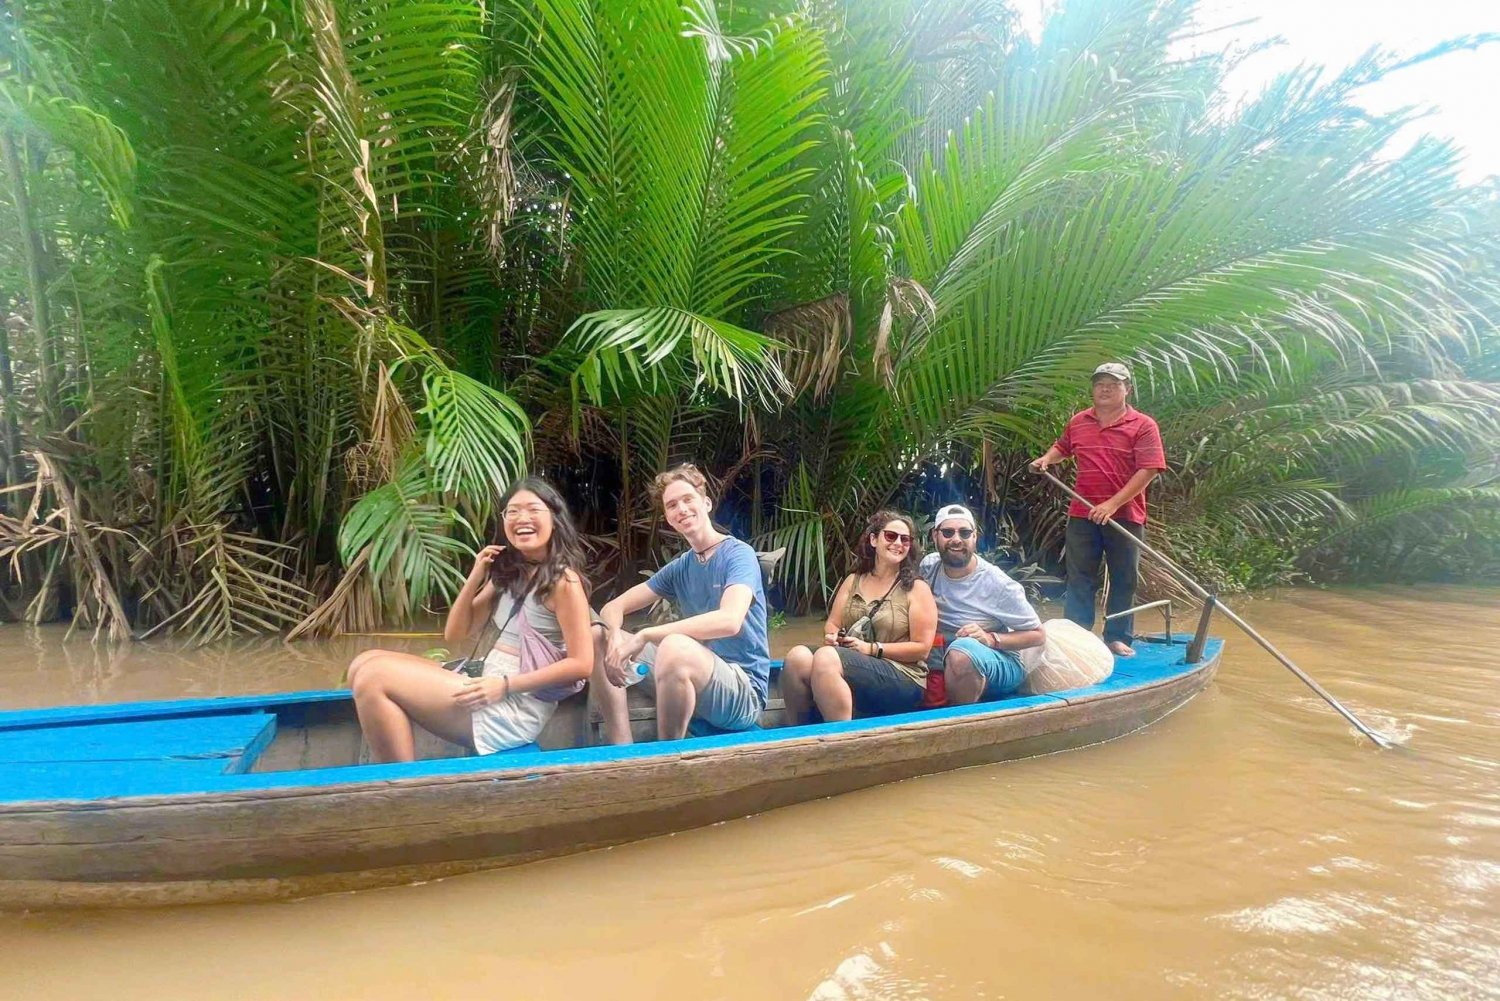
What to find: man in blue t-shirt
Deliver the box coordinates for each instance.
[594,463,771,743]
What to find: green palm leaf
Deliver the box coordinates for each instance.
[568,306,791,411]
[338,456,473,616]
[419,364,531,502]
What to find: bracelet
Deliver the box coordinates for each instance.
[502,676,511,699]
[875,642,884,659]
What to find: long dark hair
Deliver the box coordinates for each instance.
[854,509,920,591]
[488,476,590,601]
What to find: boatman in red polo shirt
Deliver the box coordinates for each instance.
[1029,362,1167,656]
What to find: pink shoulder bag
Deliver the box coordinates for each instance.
[517,606,586,703]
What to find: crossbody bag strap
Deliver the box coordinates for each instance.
[461,566,540,663]
[864,574,901,616]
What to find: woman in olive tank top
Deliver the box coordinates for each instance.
[781,510,938,722]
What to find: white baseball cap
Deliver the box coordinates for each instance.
[1092,362,1131,382]
[932,504,976,531]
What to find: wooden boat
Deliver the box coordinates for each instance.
[0,636,1222,910]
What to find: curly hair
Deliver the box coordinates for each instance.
[853,509,920,590]
[488,476,590,601]
[650,462,710,508]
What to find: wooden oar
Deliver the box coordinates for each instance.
[1035,469,1399,749]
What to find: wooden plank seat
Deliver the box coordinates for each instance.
[0,713,277,802]
[586,681,787,743]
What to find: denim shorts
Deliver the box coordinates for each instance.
[836,648,925,717]
[945,637,1027,699]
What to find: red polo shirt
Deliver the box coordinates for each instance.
[1054,406,1167,524]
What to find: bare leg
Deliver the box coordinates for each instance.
[943,649,987,706]
[349,651,476,763]
[809,645,854,722]
[590,624,633,745]
[652,633,720,741]
[345,648,385,687]
[780,645,816,725]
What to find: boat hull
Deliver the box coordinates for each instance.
[0,641,1219,909]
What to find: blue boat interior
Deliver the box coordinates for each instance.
[0,636,1219,803]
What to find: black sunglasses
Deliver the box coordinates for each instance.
[879,529,912,545]
[937,527,974,540]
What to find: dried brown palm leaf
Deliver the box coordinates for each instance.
[343,361,416,495]
[720,443,778,498]
[467,72,525,262]
[873,277,936,385]
[288,548,378,640]
[27,453,131,641]
[766,293,850,400]
[135,523,312,644]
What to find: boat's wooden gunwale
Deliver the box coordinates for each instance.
[0,647,1218,910]
[0,653,1210,812]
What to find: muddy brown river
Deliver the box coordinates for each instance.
[2,586,1497,999]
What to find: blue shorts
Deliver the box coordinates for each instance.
[940,637,1027,699]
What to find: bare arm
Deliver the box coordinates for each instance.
[952,570,1043,653]
[637,583,753,645]
[821,575,856,643]
[596,580,671,678]
[445,544,504,645]
[598,580,663,630]
[1029,445,1068,471]
[446,580,498,646]
[872,579,936,663]
[987,626,1046,652]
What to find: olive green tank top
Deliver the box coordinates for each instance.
[841,574,927,685]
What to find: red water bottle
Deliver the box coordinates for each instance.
[921,634,947,708]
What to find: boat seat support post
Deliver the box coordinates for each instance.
[1186,594,1216,664]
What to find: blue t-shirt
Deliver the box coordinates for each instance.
[647,537,771,705]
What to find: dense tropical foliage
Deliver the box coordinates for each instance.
[1,0,1496,640]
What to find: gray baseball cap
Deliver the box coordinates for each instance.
[1092,362,1131,382]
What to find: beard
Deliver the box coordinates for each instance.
[941,545,972,568]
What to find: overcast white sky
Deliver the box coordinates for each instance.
[1019,0,1500,183]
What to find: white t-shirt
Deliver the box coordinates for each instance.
[919,553,1042,640]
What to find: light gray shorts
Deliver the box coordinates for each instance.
[635,641,761,731]
[471,649,554,754]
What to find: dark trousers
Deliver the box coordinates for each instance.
[1064,516,1145,645]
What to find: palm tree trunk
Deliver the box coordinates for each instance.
[2,128,59,425]
[751,455,763,538]
[0,304,18,494]
[617,404,631,590]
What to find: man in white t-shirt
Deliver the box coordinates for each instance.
[919,504,1046,704]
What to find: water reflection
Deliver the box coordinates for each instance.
[0,626,435,709]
